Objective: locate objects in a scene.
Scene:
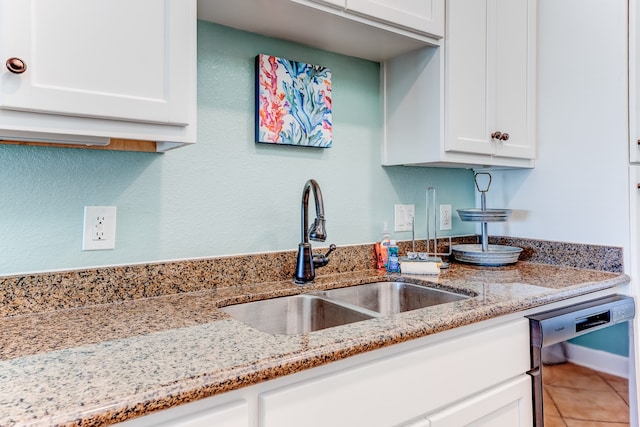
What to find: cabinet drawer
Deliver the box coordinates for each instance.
[259,319,530,427]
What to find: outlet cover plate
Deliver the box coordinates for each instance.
[83,206,117,250]
[440,204,452,231]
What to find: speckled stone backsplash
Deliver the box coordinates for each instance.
[396,236,623,273]
[0,244,375,318]
[0,236,623,318]
[489,236,623,272]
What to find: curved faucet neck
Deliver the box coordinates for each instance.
[300,179,325,243]
[296,179,327,284]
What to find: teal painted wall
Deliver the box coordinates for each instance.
[569,323,630,357]
[0,21,475,276]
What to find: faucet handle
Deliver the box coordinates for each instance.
[313,244,337,268]
[324,244,337,257]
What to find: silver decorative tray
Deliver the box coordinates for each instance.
[457,208,512,222]
[451,244,522,266]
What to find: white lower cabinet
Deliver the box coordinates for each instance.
[116,399,249,427]
[426,375,532,427]
[403,419,431,427]
[402,376,532,427]
[309,0,345,8]
[259,319,530,427]
[115,318,532,426]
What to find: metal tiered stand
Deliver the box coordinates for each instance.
[451,173,522,266]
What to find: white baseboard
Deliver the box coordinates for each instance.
[565,342,630,378]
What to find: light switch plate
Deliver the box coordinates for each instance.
[83,206,117,250]
[394,204,415,232]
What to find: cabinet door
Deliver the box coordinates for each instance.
[346,0,444,37]
[427,375,532,427]
[445,0,535,160]
[631,0,640,163]
[0,0,192,126]
[492,0,536,159]
[115,400,249,427]
[445,0,494,156]
[309,0,345,8]
[259,319,530,427]
[402,419,430,427]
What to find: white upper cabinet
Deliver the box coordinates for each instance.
[383,0,536,168]
[445,0,536,161]
[198,0,443,62]
[631,0,640,163]
[0,0,196,151]
[2,0,189,125]
[293,0,444,38]
[346,0,444,37]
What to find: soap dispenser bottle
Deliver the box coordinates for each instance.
[387,240,400,273]
[376,222,392,269]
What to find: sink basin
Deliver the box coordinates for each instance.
[221,294,374,335]
[221,282,470,335]
[318,282,469,315]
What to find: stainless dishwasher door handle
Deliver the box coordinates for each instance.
[526,366,540,376]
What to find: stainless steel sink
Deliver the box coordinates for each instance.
[221,282,470,335]
[220,294,374,335]
[318,282,469,315]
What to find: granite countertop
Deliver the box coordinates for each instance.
[0,260,629,426]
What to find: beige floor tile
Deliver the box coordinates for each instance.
[547,386,629,423]
[618,388,630,405]
[564,420,629,427]
[544,413,568,427]
[543,387,561,417]
[543,363,612,391]
[597,371,630,406]
[599,371,629,392]
[542,363,630,426]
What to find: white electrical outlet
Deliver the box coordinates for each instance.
[440,204,452,230]
[83,206,117,250]
[394,204,416,232]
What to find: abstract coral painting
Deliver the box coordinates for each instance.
[256,54,332,148]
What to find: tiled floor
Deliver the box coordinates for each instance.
[543,362,630,426]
